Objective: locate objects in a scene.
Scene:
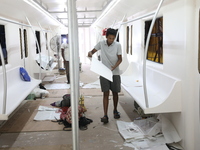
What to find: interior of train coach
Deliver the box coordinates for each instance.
[0,0,200,150]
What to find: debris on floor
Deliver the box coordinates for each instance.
[117,114,182,150]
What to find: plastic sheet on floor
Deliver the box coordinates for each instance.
[117,114,181,150]
[44,82,83,89]
[82,79,101,89]
[34,106,60,121]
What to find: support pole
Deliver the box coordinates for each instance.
[38,23,51,67]
[67,0,80,150]
[115,15,126,42]
[143,0,164,108]
[0,45,7,114]
[26,17,42,80]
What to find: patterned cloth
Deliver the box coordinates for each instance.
[65,105,84,124]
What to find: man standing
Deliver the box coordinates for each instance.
[88,28,122,123]
[61,36,70,84]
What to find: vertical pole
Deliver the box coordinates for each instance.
[115,15,126,42]
[38,23,51,67]
[67,0,80,150]
[143,0,164,108]
[0,44,7,114]
[26,17,42,80]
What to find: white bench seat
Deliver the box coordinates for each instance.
[121,62,181,114]
[0,66,41,120]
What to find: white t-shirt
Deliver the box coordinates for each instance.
[94,40,122,75]
[61,43,70,61]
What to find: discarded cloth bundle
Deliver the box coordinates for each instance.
[52,105,93,131]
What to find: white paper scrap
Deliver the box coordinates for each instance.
[90,56,113,82]
[157,115,181,143]
[38,106,59,111]
[34,111,60,121]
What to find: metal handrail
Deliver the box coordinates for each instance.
[121,12,155,25]
[26,17,42,80]
[143,0,165,108]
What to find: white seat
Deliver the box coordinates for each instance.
[121,62,181,114]
[0,66,41,120]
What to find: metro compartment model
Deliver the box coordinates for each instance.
[0,0,199,150]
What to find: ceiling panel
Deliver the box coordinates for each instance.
[0,0,178,29]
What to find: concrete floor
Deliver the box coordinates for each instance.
[0,64,140,150]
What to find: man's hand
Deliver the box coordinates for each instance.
[111,66,115,71]
[88,51,93,57]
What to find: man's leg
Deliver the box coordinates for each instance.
[66,61,70,84]
[111,75,121,119]
[103,91,110,116]
[112,91,118,112]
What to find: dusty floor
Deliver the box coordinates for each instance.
[0,64,140,150]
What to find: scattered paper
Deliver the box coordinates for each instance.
[158,115,181,143]
[44,82,83,89]
[90,56,113,82]
[34,111,60,121]
[37,106,58,111]
[34,105,60,121]
[117,115,181,150]
[82,79,101,89]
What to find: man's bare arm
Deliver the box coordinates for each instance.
[111,55,122,71]
[88,49,97,57]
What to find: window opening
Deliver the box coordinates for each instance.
[24,29,28,57]
[0,25,7,66]
[145,17,163,63]
[19,28,23,59]
[130,25,133,55]
[126,26,129,54]
[35,31,41,54]
[45,32,48,50]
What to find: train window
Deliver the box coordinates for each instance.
[130,25,133,55]
[24,29,28,57]
[19,28,23,59]
[19,29,28,59]
[45,32,48,50]
[145,17,163,64]
[126,26,129,54]
[35,31,41,53]
[0,25,7,66]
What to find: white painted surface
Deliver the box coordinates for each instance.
[0,66,41,120]
[121,62,181,114]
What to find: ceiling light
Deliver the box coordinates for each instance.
[23,0,64,26]
[92,0,121,26]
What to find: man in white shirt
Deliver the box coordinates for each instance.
[88,28,122,123]
[61,37,70,84]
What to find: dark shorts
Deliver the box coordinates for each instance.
[100,75,121,93]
